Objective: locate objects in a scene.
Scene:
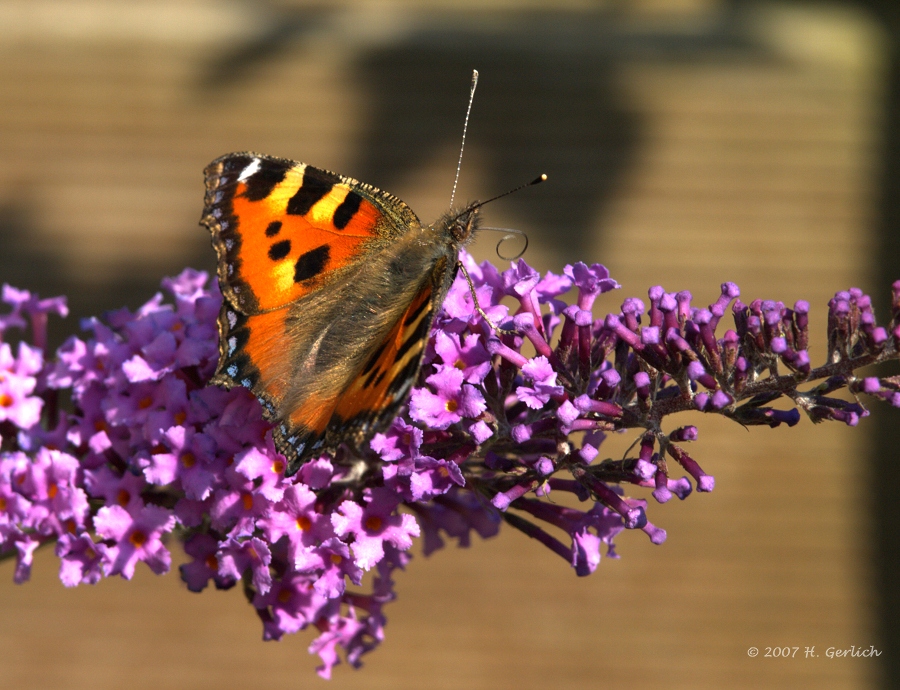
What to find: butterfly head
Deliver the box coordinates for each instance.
[438,203,482,247]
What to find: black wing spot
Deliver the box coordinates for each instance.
[287,167,339,216]
[265,221,282,237]
[333,191,363,230]
[268,240,291,261]
[242,159,292,201]
[294,245,330,282]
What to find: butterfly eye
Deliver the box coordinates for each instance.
[449,208,479,243]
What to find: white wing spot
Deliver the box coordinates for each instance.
[237,158,261,182]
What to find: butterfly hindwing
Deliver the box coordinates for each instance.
[272,263,447,471]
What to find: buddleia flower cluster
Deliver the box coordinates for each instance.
[2,253,899,678]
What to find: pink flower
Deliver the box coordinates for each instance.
[93,503,175,579]
[332,488,420,570]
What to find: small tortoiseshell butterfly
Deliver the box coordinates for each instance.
[201,153,483,476]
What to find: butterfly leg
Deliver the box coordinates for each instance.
[457,261,517,336]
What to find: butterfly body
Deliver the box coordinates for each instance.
[201,153,480,475]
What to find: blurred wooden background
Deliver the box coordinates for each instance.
[1,0,898,687]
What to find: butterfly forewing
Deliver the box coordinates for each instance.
[202,153,418,314]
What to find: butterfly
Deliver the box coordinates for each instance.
[201,153,483,476]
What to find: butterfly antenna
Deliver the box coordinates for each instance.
[446,174,548,232]
[473,174,547,210]
[449,69,479,209]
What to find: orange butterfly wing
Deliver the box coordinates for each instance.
[201,153,461,475]
[203,154,409,313]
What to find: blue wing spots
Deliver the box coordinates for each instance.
[286,434,306,454]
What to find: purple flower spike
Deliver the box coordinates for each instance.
[3,253,900,677]
[180,532,234,592]
[371,419,423,463]
[675,290,693,323]
[710,390,734,410]
[558,305,580,353]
